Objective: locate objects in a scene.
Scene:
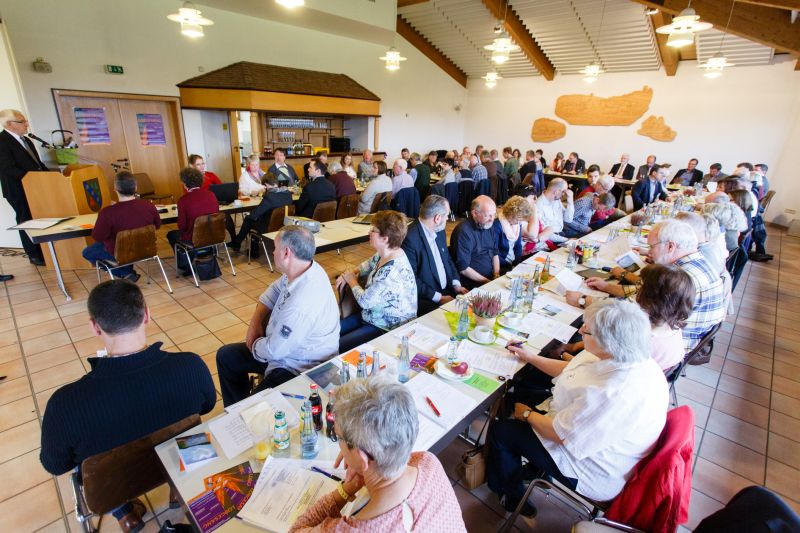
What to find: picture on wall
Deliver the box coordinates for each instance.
[74,107,111,145]
[136,113,167,146]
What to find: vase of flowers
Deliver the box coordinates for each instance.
[469,291,502,328]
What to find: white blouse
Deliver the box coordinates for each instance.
[239,169,266,196]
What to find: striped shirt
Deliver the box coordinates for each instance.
[674,252,726,350]
[471,163,488,182]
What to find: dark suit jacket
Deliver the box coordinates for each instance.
[519,160,538,180]
[563,158,586,174]
[402,220,460,314]
[673,168,704,186]
[294,176,336,218]
[610,163,635,181]
[247,189,293,230]
[268,163,299,186]
[632,179,668,210]
[0,130,48,205]
[636,164,655,181]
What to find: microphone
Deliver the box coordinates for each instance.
[27,133,51,148]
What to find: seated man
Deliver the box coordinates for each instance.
[295,159,336,218]
[609,153,634,180]
[391,158,414,195]
[229,173,293,254]
[448,195,499,289]
[40,280,216,532]
[82,170,161,282]
[577,166,614,198]
[166,166,219,254]
[402,195,468,314]
[470,154,488,182]
[216,226,340,406]
[358,149,375,182]
[583,219,726,351]
[631,164,669,211]
[702,163,727,187]
[672,158,703,186]
[357,160,391,214]
[326,161,357,199]
[536,178,574,245]
[562,152,585,175]
[636,154,657,181]
[563,192,615,238]
[268,147,299,186]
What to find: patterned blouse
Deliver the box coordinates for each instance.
[353,252,417,331]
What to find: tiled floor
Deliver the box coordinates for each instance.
[0,222,797,532]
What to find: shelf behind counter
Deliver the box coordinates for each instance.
[258,151,386,176]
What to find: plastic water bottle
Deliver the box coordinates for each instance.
[339,362,350,384]
[356,352,368,379]
[370,350,381,376]
[273,411,290,450]
[446,337,460,366]
[398,335,410,383]
[456,296,470,340]
[566,242,577,270]
[300,401,319,459]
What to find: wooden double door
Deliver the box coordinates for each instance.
[53,90,187,202]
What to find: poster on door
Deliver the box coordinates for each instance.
[74,107,111,145]
[136,113,167,146]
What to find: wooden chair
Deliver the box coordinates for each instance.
[521,173,535,187]
[336,194,360,219]
[760,190,775,213]
[95,225,173,294]
[313,200,337,222]
[133,172,174,204]
[174,213,235,287]
[71,414,200,533]
[249,205,295,271]
[370,192,392,213]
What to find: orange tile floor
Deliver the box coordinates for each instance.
[0,222,796,532]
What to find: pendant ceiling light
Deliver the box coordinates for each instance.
[379,47,407,71]
[581,0,607,83]
[167,1,214,38]
[698,0,737,79]
[655,2,713,48]
[485,3,519,65]
[482,71,503,89]
[276,0,305,7]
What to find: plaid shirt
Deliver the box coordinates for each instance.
[674,252,726,350]
[565,195,595,235]
[471,163,488,182]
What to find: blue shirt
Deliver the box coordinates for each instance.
[471,164,488,182]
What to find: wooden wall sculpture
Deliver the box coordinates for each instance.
[555,86,653,126]
[531,118,566,142]
[637,115,677,142]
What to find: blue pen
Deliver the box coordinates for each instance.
[281,392,305,400]
[311,466,342,481]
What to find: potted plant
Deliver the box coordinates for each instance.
[469,291,502,327]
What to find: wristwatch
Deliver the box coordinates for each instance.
[522,409,531,422]
[336,481,356,502]
[578,296,587,308]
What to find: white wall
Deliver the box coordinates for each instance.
[0,0,466,166]
[0,20,23,247]
[465,59,800,224]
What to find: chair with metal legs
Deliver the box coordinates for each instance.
[95,225,173,294]
[248,205,294,271]
[174,213,235,287]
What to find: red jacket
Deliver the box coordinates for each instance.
[604,406,694,533]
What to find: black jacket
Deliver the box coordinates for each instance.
[248,189,293,226]
[295,176,336,218]
[563,158,586,175]
[402,220,460,315]
[632,178,668,211]
[0,129,48,203]
[610,162,635,181]
[673,168,704,186]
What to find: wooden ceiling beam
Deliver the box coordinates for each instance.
[737,0,800,10]
[481,0,556,80]
[650,11,680,75]
[396,16,468,88]
[632,0,800,55]
[397,0,428,7]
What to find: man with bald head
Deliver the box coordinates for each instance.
[358,149,374,182]
[610,153,634,180]
[449,195,499,289]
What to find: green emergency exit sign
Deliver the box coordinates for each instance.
[105,64,124,74]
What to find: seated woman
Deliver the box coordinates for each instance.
[341,152,357,180]
[239,153,266,196]
[494,196,533,271]
[336,211,417,352]
[515,187,554,256]
[549,151,565,173]
[188,154,222,190]
[228,174,292,254]
[491,300,668,515]
[289,377,466,532]
[166,166,220,250]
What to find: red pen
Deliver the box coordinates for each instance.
[425,396,441,417]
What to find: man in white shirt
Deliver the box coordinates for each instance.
[536,178,574,244]
[357,160,391,214]
[216,225,340,406]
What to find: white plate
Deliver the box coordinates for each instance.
[468,329,496,345]
[497,314,525,331]
[435,360,474,381]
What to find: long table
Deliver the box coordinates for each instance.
[262,217,372,255]
[155,214,636,532]
[24,202,258,301]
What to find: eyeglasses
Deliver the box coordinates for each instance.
[580,324,594,336]
[340,434,375,461]
[8,119,28,124]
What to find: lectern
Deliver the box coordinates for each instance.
[23,164,113,270]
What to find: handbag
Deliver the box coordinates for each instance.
[457,386,507,490]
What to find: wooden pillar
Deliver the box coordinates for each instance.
[250,112,262,158]
[228,111,240,179]
[373,117,380,152]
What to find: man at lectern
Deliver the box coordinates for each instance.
[0,109,47,265]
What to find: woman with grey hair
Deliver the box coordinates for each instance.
[290,377,466,532]
[489,300,668,515]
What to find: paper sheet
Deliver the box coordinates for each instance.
[554,268,583,291]
[451,340,523,377]
[517,314,578,344]
[391,322,450,354]
[530,294,582,322]
[599,236,630,261]
[9,217,72,230]
[237,457,338,533]
[404,372,478,428]
[413,412,447,451]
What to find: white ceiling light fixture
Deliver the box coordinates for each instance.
[646,8,660,15]
[485,2,520,65]
[379,47,407,71]
[581,0,607,83]
[655,2,713,48]
[167,2,214,38]
[699,0,737,79]
[276,0,305,7]
[482,71,503,89]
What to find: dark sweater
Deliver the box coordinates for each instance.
[40,343,216,475]
[92,199,161,255]
[177,188,219,242]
